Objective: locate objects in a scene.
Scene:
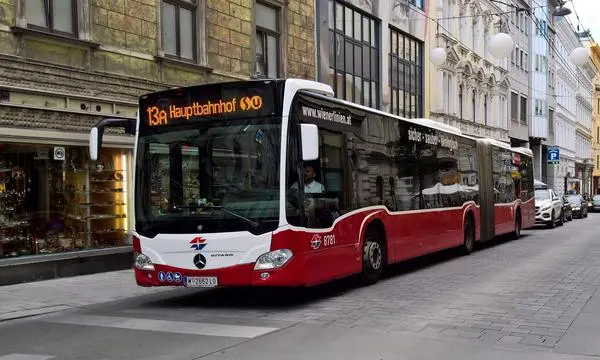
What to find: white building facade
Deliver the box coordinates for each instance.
[552,18,594,195]
[575,64,595,195]
[508,1,531,149]
[528,0,553,182]
[429,0,510,142]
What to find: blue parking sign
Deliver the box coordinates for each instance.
[548,147,560,164]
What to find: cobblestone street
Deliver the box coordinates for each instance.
[1,215,600,359]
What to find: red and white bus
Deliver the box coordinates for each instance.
[88,78,534,288]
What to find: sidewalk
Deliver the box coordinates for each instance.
[0,270,173,322]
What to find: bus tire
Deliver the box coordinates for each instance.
[512,210,522,239]
[462,214,475,255]
[361,224,385,285]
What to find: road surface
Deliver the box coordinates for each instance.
[1,214,600,359]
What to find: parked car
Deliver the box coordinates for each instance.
[561,196,573,222]
[566,194,589,219]
[592,195,600,212]
[535,188,563,227]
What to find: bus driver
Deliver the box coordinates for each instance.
[291,164,325,194]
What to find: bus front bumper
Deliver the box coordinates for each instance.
[133,254,307,288]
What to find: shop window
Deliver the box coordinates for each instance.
[0,144,130,259]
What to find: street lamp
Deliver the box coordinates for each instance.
[570,47,590,66]
[488,32,514,59]
[430,47,447,67]
[553,5,572,17]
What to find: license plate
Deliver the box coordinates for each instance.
[184,276,218,288]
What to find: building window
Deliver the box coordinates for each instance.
[255,2,280,78]
[472,20,478,52]
[407,0,424,10]
[459,84,464,119]
[26,0,77,35]
[472,89,476,122]
[484,94,488,125]
[161,0,197,61]
[329,0,380,109]
[520,50,524,69]
[483,29,489,59]
[511,92,518,122]
[520,96,527,124]
[389,26,422,117]
[500,96,507,129]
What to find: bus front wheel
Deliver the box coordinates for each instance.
[361,226,385,285]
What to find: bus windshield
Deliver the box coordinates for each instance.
[135,119,281,237]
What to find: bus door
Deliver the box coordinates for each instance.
[300,128,356,280]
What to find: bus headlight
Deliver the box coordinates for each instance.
[254,249,293,270]
[134,252,155,271]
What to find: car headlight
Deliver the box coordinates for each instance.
[254,249,294,270]
[134,252,155,271]
[541,205,550,211]
[573,207,580,211]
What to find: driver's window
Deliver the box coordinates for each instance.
[303,131,348,229]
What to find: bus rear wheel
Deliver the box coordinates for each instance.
[361,226,384,285]
[463,215,475,255]
[512,211,522,239]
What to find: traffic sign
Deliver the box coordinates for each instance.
[548,147,560,164]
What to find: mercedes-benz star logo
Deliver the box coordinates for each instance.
[193,253,207,269]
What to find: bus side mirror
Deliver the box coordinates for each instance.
[89,117,136,161]
[89,127,102,161]
[300,123,319,161]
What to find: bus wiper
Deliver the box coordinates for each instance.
[203,204,259,229]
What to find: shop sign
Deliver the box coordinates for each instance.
[53,147,65,161]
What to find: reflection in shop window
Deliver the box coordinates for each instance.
[0,144,130,259]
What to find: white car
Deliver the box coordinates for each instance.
[535,188,563,228]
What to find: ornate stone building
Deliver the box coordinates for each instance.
[0,0,317,284]
[429,0,511,143]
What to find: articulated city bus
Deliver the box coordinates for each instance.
[88,78,534,288]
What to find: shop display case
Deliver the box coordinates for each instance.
[63,148,130,251]
[0,145,131,258]
[0,180,30,257]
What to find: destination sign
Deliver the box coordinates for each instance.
[140,82,276,128]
